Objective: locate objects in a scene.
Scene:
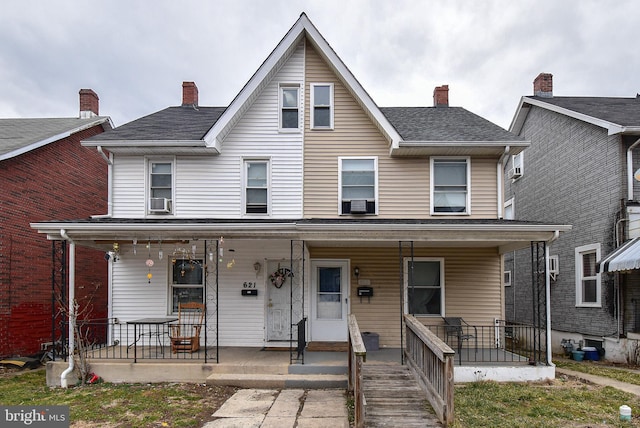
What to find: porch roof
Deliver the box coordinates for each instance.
[31,218,570,254]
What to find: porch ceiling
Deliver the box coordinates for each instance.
[31,218,570,254]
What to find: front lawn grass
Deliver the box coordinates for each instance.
[0,369,236,427]
[556,359,640,386]
[453,377,640,427]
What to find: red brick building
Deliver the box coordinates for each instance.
[0,90,111,357]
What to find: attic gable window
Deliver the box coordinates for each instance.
[431,157,470,215]
[311,83,333,129]
[280,85,300,131]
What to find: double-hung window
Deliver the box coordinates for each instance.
[170,259,204,312]
[431,157,470,214]
[148,160,173,214]
[405,258,444,316]
[575,244,601,307]
[244,160,269,214]
[340,157,377,214]
[311,83,333,129]
[280,85,300,131]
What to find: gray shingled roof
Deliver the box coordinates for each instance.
[380,107,523,142]
[86,106,226,141]
[529,96,640,127]
[87,104,519,143]
[0,117,109,159]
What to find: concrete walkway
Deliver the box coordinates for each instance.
[556,367,640,396]
[203,388,349,427]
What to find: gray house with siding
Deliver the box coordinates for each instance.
[505,73,640,362]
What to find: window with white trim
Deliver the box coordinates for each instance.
[170,259,204,313]
[575,244,601,307]
[244,160,269,215]
[404,258,444,316]
[504,198,514,220]
[311,83,333,129]
[279,85,300,130]
[431,157,470,214]
[339,157,377,214]
[512,152,523,177]
[504,270,512,287]
[148,160,173,214]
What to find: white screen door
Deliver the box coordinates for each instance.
[310,260,349,341]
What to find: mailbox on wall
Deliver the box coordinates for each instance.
[241,289,258,296]
[357,286,373,297]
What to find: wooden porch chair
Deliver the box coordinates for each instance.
[169,302,205,353]
[443,317,478,361]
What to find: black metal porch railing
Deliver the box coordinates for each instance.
[56,318,209,362]
[423,320,547,366]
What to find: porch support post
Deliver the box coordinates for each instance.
[545,241,552,365]
[59,230,75,388]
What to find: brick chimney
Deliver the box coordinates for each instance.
[433,85,449,107]
[182,81,198,106]
[79,89,99,118]
[533,73,553,98]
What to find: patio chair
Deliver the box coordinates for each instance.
[443,317,478,362]
[169,302,205,353]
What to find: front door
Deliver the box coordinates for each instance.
[310,260,349,341]
[266,260,302,341]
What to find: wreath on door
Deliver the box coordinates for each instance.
[269,267,292,288]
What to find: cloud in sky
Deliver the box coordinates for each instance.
[0,0,638,130]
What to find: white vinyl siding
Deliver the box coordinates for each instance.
[112,156,146,217]
[575,243,601,307]
[111,41,304,219]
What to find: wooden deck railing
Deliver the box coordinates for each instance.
[347,314,367,428]
[404,314,455,426]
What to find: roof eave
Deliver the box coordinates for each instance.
[517,96,627,135]
[81,140,220,155]
[391,140,530,156]
[0,116,112,162]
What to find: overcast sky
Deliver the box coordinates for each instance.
[1,0,638,130]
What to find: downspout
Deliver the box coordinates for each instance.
[59,229,75,388]
[96,146,114,216]
[545,230,560,365]
[497,146,511,218]
[626,138,640,201]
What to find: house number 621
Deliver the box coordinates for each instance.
[243,282,256,288]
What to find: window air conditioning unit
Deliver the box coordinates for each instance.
[549,255,559,281]
[349,199,367,214]
[508,166,523,180]
[149,197,171,213]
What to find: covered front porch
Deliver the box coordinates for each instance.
[32,218,569,386]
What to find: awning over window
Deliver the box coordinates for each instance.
[597,238,640,273]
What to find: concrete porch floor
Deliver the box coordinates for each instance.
[46,346,543,387]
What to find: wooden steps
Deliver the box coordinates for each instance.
[363,363,443,427]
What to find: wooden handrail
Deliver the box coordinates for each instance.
[348,314,366,428]
[404,314,455,426]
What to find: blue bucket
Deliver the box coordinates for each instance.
[572,350,585,361]
[582,346,599,361]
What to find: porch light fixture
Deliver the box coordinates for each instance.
[354,266,360,279]
[253,262,261,273]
